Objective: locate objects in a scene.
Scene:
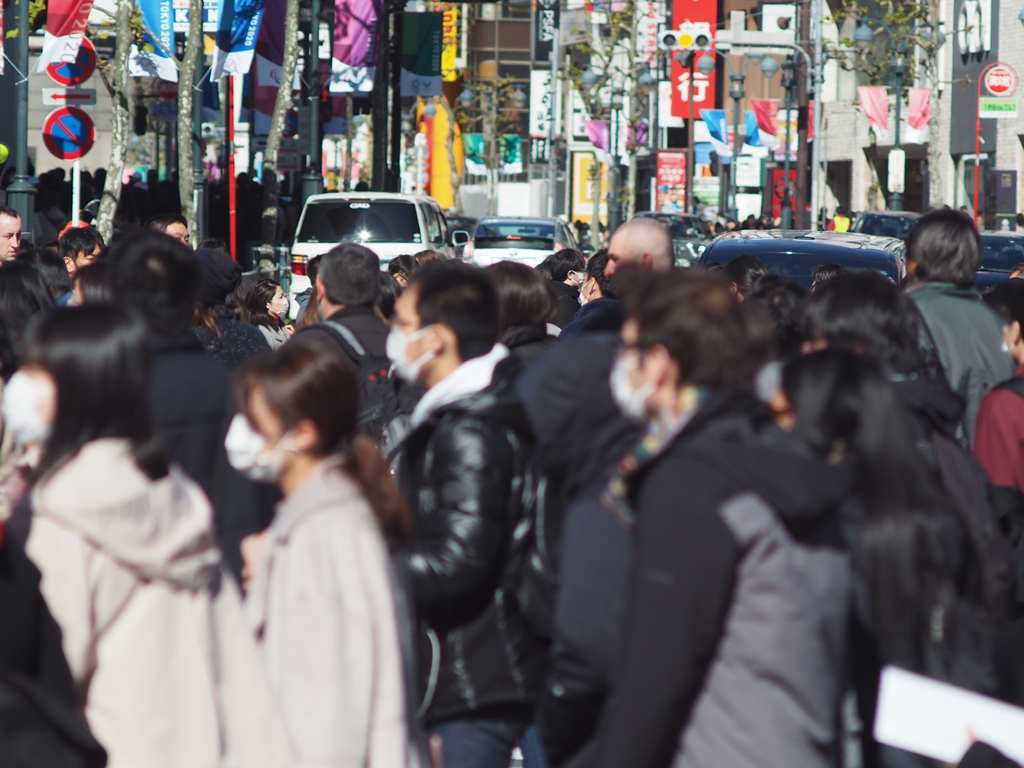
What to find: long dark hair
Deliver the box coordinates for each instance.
[242,278,282,330]
[235,340,412,551]
[782,349,958,670]
[0,262,57,379]
[24,306,168,482]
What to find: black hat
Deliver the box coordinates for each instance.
[195,247,241,304]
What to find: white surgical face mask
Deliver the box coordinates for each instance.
[386,325,437,384]
[610,354,656,423]
[578,279,591,306]
[569,270,584,288]
[224,414,295,483]
[2,371,56,446]
[270,295,289,316]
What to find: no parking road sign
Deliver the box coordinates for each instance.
[42,107,95,160]
[45,38,97,86]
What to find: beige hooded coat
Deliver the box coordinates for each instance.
[25,439,292,768]
[244,459,409,768]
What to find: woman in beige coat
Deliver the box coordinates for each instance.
[8,306,291,768]
[230,339,412,767]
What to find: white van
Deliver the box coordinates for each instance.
[288,192,471,301]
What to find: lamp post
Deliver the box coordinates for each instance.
[7,0,34,241]
[780,56,796,228]
[854,17,908,212]
[608,88,625,234]
[301,0,323,206]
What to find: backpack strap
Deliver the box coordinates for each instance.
[319,320,367,359]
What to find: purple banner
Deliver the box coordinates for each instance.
[330,0,379,93]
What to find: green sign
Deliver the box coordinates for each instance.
[980,97,1018,119]
[401,13,443,98]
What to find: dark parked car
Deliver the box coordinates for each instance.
[636,212,713,267]
[975,231,1024,290]
[850,211,922,240]
[698,230,906,289]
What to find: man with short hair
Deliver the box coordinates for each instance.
[58,226,104,279]
[559,251,621,339]
[293,242,388,364]
[393,262,546,768]
[107,231,276,579]
[145,213,190,247]
[811,263,846,292]
[906,209,1013,446]
[0,205,23,261]
[584,271,850,768]
[603,217,674,277]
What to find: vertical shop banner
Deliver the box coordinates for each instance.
[656,151,687,212]
[533,0,559,61]
[638,0,666,65]
[211,0,266,79]
[38,0,92,71]
[440,5,460,81]
[401,12,442,97]
[331,0,380,93]
[951,0,998,154]
[529,69,562,137]
[129,0,178,81]
[670,0,717,118]
[463,134,487,175]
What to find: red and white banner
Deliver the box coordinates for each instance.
[37,0,93,72]
[857,86,890,140]
[905,88,931,144]
[750,99,779,149]
[656,151,687,212]
[670,0,717,118]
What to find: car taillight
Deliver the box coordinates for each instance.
[291,254,306,275]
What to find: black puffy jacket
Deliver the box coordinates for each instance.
[399,360,548,725]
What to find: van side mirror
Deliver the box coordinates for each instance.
[452,230,471,246]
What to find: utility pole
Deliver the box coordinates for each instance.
[794,0,810,228]
[301,0,323,205]
[370,0,392,189]
[8,0,35,240]
[192,61,207,243]
[546,30,560,217]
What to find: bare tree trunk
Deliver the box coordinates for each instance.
[94,0,133,241]
[625,0,639,220]
[261,0,301,245]
[177,0,202,236]
[440,97,462,211]
[591,159,602,245]
[926,8,944,207]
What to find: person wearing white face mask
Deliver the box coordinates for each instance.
[13,305,291,768]
[582,271,853,768]
[391,262,548,768]
[546,249,587,328]
[560,251,623,341]
[229,339,414,768]
[242,277,293,349]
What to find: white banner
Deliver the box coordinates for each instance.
[529,69,562,137]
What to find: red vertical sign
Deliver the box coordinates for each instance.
[670,0,718,118]
[656,151,687,212]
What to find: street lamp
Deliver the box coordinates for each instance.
[608,88,626,233]
[780,56,797,228]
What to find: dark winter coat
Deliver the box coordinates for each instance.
[398,360,547,725]
[191,304,270,370]
[149,333,279,582]
[550,281,581,328]
[558,299,623,340]
[295,306,389,367]
[578,391,852,768]
[501,325,556,367]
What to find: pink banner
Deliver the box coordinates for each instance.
[857,86,890,139]
[330,0,380,92]
[37,0,92,71]
[905,88,930,144]
[585,121,611,163]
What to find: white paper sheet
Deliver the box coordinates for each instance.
[874,665,1024,764]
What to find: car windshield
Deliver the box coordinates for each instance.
[854,215,917,239]
[980,236,1024,273]
[297,201,421,244]
[642,215,708,240]
[702,248,901,289]
[474,221,555,250]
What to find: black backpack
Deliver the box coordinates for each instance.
[318,321,410,453]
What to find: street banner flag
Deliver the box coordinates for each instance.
[700,109,733,158]
[751,100,779,149]
[129,0,178,81]
[905,88,931,144]
[584,121,611,163]
[857,86,890,140]
[500,135,523,174]
[212,0,266,79]
[251,0,293,129]
[400,13,443,97]
[331,0,380,93]
[463,134,487,175]
[37,0,91,72]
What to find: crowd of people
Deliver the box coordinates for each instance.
[1,202,1024,768]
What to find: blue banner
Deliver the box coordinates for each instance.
[129,0,177,81]
[211,0,266,79]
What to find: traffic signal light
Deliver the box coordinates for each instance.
[133,104,148,136]
[319,87,333,126]
[659,21,713,51]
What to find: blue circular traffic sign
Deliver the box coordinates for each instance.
[46,38,97,86]
[42,107,95,160]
